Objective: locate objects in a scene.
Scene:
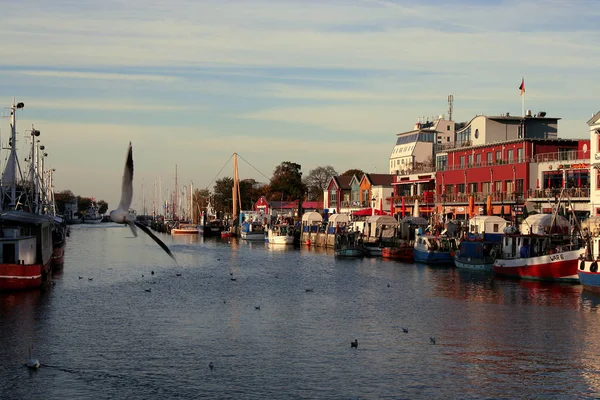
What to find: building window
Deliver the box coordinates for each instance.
[515,179,524,195]
[482,182,490,194]
[474,129,479,139]
[457,183,465,194]
[517,148,524,162]
[508,149,514,163]
[494,181,502,192]
[330,191,337,206]
[445,184,454,194]
[544,171,563,189]
[469,183,478,193]
[460,156,465,169]
[476,154,481,166]
[468,155,473,167]
[487,152,492,166]
[496,151,501,163]
[506,180,513,193]
[447,125,450,131]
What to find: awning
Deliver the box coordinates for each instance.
[393,178,434,185]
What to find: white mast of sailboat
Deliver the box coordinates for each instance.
[4,99,25,209]
[232,153,241,223]
[190,182,193,223]
[173,164,178,219]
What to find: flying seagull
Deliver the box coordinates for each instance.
[110,142,176,262]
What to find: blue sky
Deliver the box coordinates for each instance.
[0,0,598,211]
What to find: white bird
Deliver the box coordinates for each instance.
[110,142,176,262]
[26,345,40,369]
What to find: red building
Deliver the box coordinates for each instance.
[436,138,583,219]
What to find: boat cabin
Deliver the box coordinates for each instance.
[468,216,508,242]
[0,211,53,266]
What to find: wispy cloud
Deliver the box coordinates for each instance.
[12,70,182,83]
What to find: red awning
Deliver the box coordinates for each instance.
[351,208,390,216]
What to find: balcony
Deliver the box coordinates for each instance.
[527,188,590,199]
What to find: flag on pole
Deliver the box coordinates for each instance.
[519,77,525,96]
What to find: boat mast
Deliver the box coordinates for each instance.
[7,100,25,209]
[190,182,193,223]
[233,153,239,223]
[173,164,178,220]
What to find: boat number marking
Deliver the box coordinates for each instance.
[549,254,565,261]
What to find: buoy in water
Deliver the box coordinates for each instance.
[306,239,311,246]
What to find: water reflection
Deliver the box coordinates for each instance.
[428,267,583,309]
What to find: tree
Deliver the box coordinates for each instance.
[213,177,234,216]
[193,188,211,223]
[341,168,364,178]
[304,165,338,201]
[97,200,108,214]
[270,161,307,201]
[239,178,265,211]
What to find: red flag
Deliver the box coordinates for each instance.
[519,78,525,96]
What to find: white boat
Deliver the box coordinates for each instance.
[267,224,295,245]
[82,202,103,224]
[171,222,199,235]
[241,220,266,241]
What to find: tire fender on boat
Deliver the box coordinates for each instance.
[580,260,586,271]
[591,262,598,273]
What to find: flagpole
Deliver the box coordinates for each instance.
[521,76,525,117]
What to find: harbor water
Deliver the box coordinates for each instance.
[3,223,600,399]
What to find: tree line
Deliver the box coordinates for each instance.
[53,162,364,219]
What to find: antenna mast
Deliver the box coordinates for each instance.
[447,94,454,121]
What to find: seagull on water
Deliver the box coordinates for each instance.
[351,339,358,348]
[110,142,176,262]
[26,345,40,369]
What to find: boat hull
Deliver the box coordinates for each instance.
[493,249,582,282]
[199,225,224,237]
[454,257,494,271]
[241,232,265,241]
[381,246,413,261]
[413,247,454,265]
[0,262,48,290]
[578,260,600,293]
[171,228,199,235]
[51,246,65,268]
[268,236,294,245]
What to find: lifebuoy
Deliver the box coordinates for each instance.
[490,249,497,259]
[580,260,585,271]
[591,262,598,273]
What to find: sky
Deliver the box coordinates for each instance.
[0,0,599,212]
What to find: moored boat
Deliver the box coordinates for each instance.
[0,211,54,290]
[82,201,103,224]
[51,216,67,268]
[171,222,199,235]
[267,224,295,245]
[413,234,458,265]
[381,244,413,261]
[334,231,365,258]
[577,218,600,293]
[493,214,583,282]
[454,240,500,272]
[241,220,266,241]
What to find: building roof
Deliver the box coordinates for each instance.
[331,175,353,190]
[588,111,600,126]
[364,173,395,186]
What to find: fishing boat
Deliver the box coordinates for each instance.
[82,201,103,224]
[413,234,458,265]
[267,224,295,245]
[241,220,266,241]
[454,240,500,271]
[493,214,583,282]
[381,216,427,262]
[51,216,67,268]
[0,100,55,290]
[171,222,199,235]
[381,244,413,261]
[334,231,365,258]
[576,217,600,293]
[0,211,54,290]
